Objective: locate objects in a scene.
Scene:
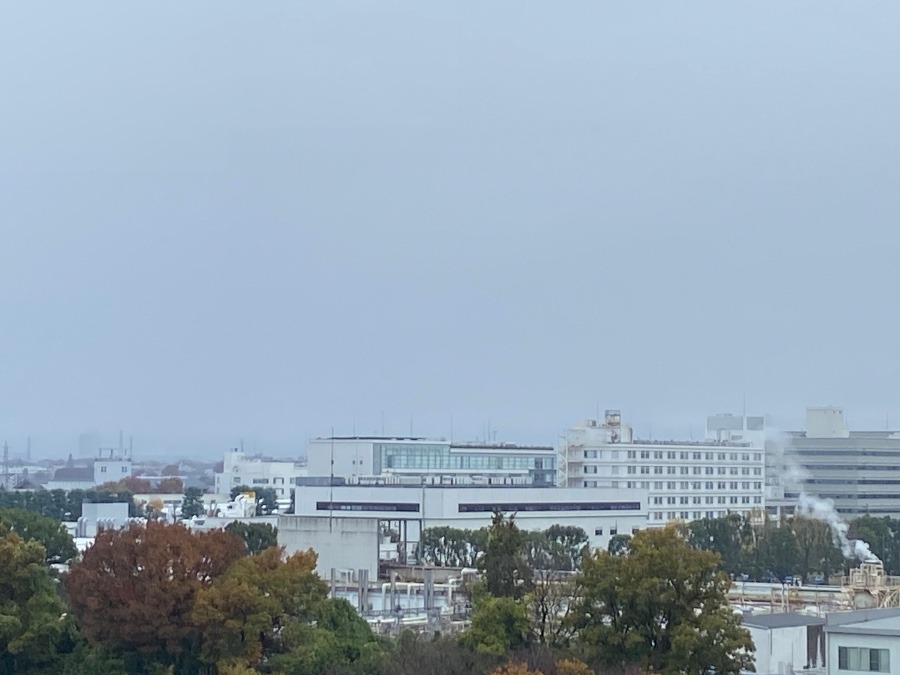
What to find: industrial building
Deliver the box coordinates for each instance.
[280,484,647,579]
[777,407,900,518]
[560,410,766,524]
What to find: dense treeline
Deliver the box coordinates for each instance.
[418,524,589,571]
[680,512,896,583]
[2,511,754,674]
[0,486,138,520]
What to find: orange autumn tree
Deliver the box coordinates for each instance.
[64,521,244,671]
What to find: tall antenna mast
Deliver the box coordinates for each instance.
[2,441,8,489]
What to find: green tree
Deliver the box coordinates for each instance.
[570,527,753,674]
[607,533,632,556]
[418,526,487,567]
[0,530,77,674]
[181,486,205,520]
[478,512,532,599]
[224,521,279,555]
[682,513,747,575]
[758,520,799,581]
[270,598,385,674]
[0,507,78,562]
[792,515,843,583]
[460,595,530,656]
[543,524,589,571]
[192,547,327,669]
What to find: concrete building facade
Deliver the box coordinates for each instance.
[290,484,647,554]
[824,608,900,674]
[213,448,307,500]
[779,407,900,518]
[561,410,766,525]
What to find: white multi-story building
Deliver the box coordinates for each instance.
[560,410,766,524]
[213,448,307,500]
[305,436,557,486]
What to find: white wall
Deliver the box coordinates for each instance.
[215,449,307,498]
[747,625,813,675]
[278,515,380,580]
[293,485,648,552]
[828,631,897,675]
[306,439,378,478]
[94,459,132,484]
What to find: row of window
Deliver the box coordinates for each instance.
[624,450,762,462]
[594,526,641,536]
[594,480,764,491]
[611,465,762,476]
[380,444,554,472]
[608,480,762,491]
[652,510,754,521]
[652,495,762,505]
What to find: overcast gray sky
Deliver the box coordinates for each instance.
[2,3,899,459]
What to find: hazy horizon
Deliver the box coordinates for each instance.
[3,3,900,461]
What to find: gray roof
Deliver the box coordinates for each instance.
[51,466,94,481]
[827,615,900,637]
[742,613,825,629]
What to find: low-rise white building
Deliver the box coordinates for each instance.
[825,608,900,674]
[213,448,307,500]
[281,484,648,577]
[561,410,766,525]
[742,613,825,675]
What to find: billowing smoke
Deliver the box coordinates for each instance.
[795,494,880,563]
[767,429,880,564]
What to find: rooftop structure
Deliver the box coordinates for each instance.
[305,436,557,487]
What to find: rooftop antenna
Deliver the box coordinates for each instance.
[329,427,335,533]
[2,441,8,489]
[381,411,385,436]
[129,436,133,458]
[240,437,244,453]
[26,436,31,463]
[450,415,454,443]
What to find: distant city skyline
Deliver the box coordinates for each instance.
[5,403,900,461]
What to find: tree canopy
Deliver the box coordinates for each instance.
[0,507,77,562]
[570,527,753,675]
[0,530,77,674]
[64,521,245,672]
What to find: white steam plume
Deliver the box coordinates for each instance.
[767,429,880,564]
